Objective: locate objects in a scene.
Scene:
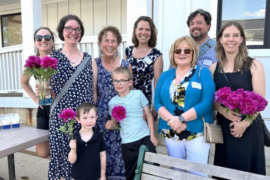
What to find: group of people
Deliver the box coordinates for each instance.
[20,8,266,180]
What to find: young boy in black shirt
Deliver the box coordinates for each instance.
[68,103,106,180]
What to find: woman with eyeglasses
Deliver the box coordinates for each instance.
[95,26,132,180]
[47,14,97,180]
[21,27,55,159]
[125,16,163,121]
[154,36,215,177]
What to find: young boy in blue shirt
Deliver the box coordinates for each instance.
[68,103,106,180]
[106,67,159,180]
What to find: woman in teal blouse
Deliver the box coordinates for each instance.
[154,36,215,177]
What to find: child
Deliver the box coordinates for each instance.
[106,67,159,180]
[68,103,107,180]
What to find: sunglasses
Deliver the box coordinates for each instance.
[34,35,52,42]
[173,48,193,55]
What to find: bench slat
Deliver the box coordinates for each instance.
[142,163,211,180]
[144,152,270,180]
[141,173,169,180]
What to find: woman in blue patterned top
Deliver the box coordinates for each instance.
[154,36,215,177]
[96,26,132,180]
[125,16,163,120]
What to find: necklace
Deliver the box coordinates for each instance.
[134,47,148,53]
[61,50,79,67]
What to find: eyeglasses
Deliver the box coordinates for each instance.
[64,26,82,34]
[34,35,52,42]
[173,48,193,55]
[112,79,131,85]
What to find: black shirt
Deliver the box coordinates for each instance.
[71,129,107,180]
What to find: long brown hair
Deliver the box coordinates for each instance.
[215,21,253,72]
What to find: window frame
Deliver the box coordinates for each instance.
[217,0,270,49]
[1,13,22,47]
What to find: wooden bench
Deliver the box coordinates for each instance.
[134,145,270,180]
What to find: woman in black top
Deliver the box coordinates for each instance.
[21,27,55,158]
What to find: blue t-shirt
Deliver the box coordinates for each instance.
[109,90,150,144]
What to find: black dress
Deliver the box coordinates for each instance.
[213,63,265,177]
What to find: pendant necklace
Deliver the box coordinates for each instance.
[134,47,148,53]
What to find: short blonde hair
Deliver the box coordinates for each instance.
[111,67,132,80]
[169,36,198,68]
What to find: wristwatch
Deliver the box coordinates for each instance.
[178,115,186,123]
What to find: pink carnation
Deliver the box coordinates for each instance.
[59,108,76,122]
[112,106,126,122]
[40,56,58,69]
[24,56,41,69]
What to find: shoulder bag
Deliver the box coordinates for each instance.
[50,56,91,114]
[198,67,224,144]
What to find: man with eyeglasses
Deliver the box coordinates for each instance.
[187,9,217,68]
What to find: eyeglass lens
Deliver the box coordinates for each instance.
[34,35,52,42]
[64,26,81,33]
[174,49,192,54]
[112,80,130,85]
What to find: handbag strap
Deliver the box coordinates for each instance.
[197,38,216,60]
[50,56,91,114]
[219,62,235,91]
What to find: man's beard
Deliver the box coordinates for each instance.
[190,29,208,41]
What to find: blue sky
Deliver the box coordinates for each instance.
[222,0,266,20]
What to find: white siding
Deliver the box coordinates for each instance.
[41,0,127,37]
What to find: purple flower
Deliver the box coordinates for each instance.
[40,56,58,69]
[58,108,77,122]
[24,56,41,69]
[214,87,232,105]
[239,97,257,115]
[112,106,126,122]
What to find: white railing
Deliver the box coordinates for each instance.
[0,35,128,93]
[0,45,23,93]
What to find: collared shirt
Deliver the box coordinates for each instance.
[71,129,107,180]
[197,37,218,68]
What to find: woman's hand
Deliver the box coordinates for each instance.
[167,116,186,133]
[221,108,242,122]
[230,120,250,138]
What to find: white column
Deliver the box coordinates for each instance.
[21,0,42,97]
[126,0,153,46]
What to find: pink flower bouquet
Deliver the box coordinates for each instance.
[104,106,126,136]
[58,108,77,140]
[214,87,268,122]
[23,55,58,105]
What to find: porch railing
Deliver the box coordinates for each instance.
[0,35,127,93]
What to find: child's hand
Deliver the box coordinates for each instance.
[150,135,159,147]
[100,174,106,180]
[105,120,116,130]
[69,139,77,150]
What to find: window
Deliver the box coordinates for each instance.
[217,0,270,49]
[1,13,22,47]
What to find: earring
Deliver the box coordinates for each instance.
[220,44,223,47]
[100,49,103,57]
[114,51,120,57]
[240,43,242,47]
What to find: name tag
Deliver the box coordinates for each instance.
[191,82,202,89]
[203,59,213,66]
[144,56,152,65]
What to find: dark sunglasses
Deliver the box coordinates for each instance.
[34,35,52,42]
[173,48,193,55]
